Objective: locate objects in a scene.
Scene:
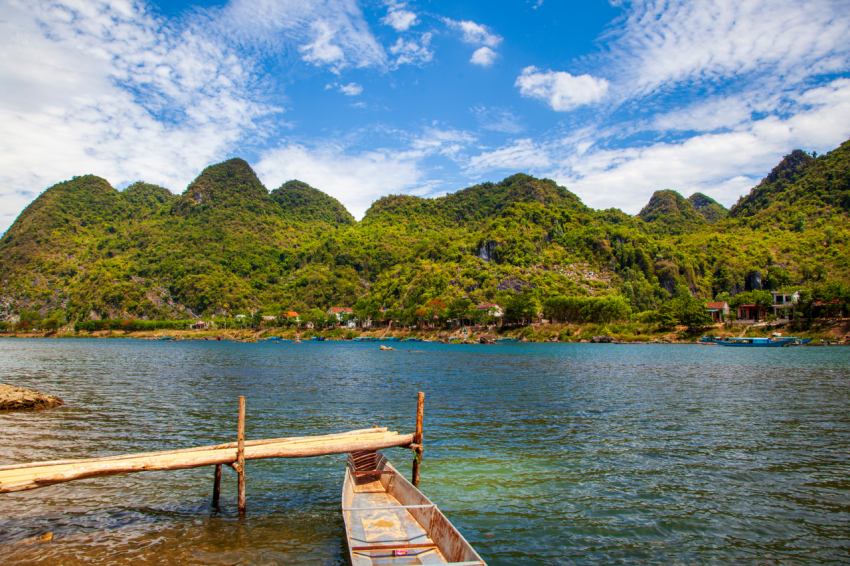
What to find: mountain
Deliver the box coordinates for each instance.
[730,143,850,220]
[1,138,848,326]
[687,193,727,223]
[271,180,355,226]
[638,189,706,234]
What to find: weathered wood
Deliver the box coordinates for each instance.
[237,396,246,515]
[0,430,414,493]
[212,464,222,507]
[412,391,424,487]
[0,427,389,472]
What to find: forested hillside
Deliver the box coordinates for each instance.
[2,139,849,329]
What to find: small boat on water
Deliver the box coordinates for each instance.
[342,450,486,566]
[402,338,423,342]
[378,337,400,342]
[714,337,795,347]
[354,337,377,342]
[310,336,326,341]
[493,337,519,343]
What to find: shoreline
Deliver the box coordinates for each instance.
[1,319,847,345]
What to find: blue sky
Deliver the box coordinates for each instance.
[1,0,849,232]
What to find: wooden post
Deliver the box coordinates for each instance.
[237,395,246,516]
[212,464,222,507]
[412,392,424,487]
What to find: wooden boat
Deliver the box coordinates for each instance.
[354,337,377,342]
[493,337,519,343]
[403,338,423,342]
[310,336,326,341]
[342,451,486,565]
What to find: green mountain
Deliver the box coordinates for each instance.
[638,189,707,234]
[1,139,848,327]
[688,193,728,223]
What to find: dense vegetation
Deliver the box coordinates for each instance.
[2,139,849,332]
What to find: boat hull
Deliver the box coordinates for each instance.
[342,450,486,565]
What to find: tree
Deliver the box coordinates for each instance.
[447,298,473,325]
[504,292,537,325]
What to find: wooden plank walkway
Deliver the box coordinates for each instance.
[0,428,414,494]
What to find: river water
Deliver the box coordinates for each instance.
[0,339,848,565]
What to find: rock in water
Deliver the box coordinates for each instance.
[0,384,64,411]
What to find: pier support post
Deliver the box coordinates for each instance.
[412,391,424,487]
[237,395,246,516]
[212,464,222,507]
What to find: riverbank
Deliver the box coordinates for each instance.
[2,319,848,344]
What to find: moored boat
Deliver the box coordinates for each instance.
[342,450,486,565]
[353,336,377,342]
[402,337,423,342]
[714,337,794,347]
[310,336,326,341]
[493,337,519,343]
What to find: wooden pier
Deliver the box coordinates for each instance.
[0,393,426,516]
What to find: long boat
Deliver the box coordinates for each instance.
[493,337,519,343]
[342,450,486,565]
[354,337,377,342]
[714,337,795,347]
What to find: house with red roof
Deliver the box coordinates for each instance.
[705,301,729,323]
[327,307,354,322]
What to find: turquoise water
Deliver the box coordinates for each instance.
[0,339,848,564]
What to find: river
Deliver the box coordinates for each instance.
[0,339,848,564]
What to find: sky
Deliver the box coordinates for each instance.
[1,0,850,232]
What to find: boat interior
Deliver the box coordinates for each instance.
[342,450,485,566]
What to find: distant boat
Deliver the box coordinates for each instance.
[402,337,422,342]
[342,450,486,565]
[353,337,377,342]
[266,336,282,341]
[786,337,813,345]
[493,337,520,343]
[714,337,794,347]
[378,337,400,342]
[310,336,326,341]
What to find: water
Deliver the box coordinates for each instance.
[0,339,848,565]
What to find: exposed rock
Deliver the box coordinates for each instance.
[745,270,763,291]
[477,241,498,262]
[379,345,395,351]
[497,277,536,292]
[590,335,618,343]
[0,384,64,411]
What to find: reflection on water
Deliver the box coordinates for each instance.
[0,339,849,564]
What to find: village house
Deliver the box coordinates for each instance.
[282,311,299,322]
[771,291,799,321]
[327,307,354,320]
[475,303,503,317]
[736,304,766,323]
[189,321,208,330]
[705,301,730,323]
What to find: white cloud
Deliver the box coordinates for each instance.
[389,32,433,67]
[516,66,609,111]
[299,20,346,69]
[465,79,850,213]
[446,19,502,47]
[470,46,497,67]
[606,0,850,98]
[220,0,386,71]
[467,139,552,174]
[382,8,418,32]
[339,82,363,96]
[470,107,524,134]
[555,79,850,212]
[0,0,274,233]
[254,143,425,219]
